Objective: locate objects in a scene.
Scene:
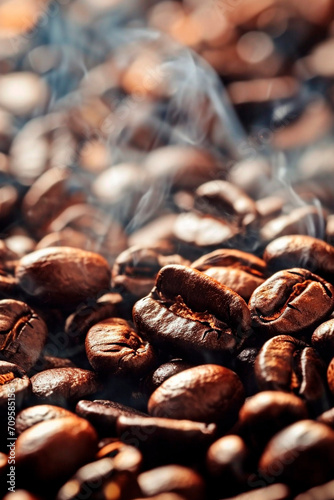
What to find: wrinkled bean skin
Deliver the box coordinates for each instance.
[0,299,47,371]
[264,235,334,280]
[0,360,31,413]
[249,268,334,336]
[148,364,244,427]
[15,246,111,306]
[133,265,251,359]
[258,420,334,492]
[312,319,334,362]
[16,405,75,435]
[255,336,329,414]
[85,318,156,376]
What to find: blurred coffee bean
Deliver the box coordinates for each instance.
[312,319,334,362]
[255,335,329,414]
[326,357,334,397]
[143,359,193,395]
[256,196,285,226]
[148,364,244,427]
[35,227,96,252]
[133,265,251,359]
[227,158,273,200]
[86,318,156,376]
[0,299,47,371]
[249,268,334,337]
[317,407,334,429]
[16,416,98,488]
[0,185,18,225]
[4,235,36,258]
[96,440,143,474]
[3,491,40,500]
[234,347,260,397]
[0,72,48,116]
[16,405,75,435]
[137,465,205,500]
[33,355,76,373]
[223,484,291,500]
[16,247,111,307]
[0,361,31,414]
[258,420,334,491]
[294,480,334,500]
[238,391,308,450]
[30,368,100,406]
[112,246,189,299]
[128,214,178,250]
[263,235,334,281]
[76,399,148,436]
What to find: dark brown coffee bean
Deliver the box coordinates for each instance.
[112,246,189,298]
[255,336,329,413]
[249,268,334,336]
[223,484,291,500]
[117,415,216,466]
[192,249,266,301]
[133,265,251,359]
[194,180,258,227]
[0,361,31,413]
[263,235,334,280]
[234,347,260,397]
[96,440,143,473]
[148,364,244,426]
[238,391,308,450]
[312,319,334,362]
[30,368,100,406]
[33,355,76,372]
[137,465,205,500]
[76,399,148,436]
[0,267,19,299]
[258,420,334,491]
[16,405,75,435]
[15,247,111,306]
[143,360,193,395]
[206,435,250,497]
[0,299,47,371]
[327,357,334,396]
[16,416,97,487]
[86,318,156,376]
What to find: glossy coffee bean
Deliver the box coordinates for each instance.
[30,368,100,406]
[264,235,334,280]
[148,364,244,426]
[96,439,143,474]
[255,336,329,413]
[0,299,47,371]
[238,391,308,450]
[0,361,31,413]
[143,359,193,395]
[15,247,111,307]
[312,319,334,362]
[86,318,156,376]
[258,420,334,491]
[249,268,334,336]
[133,265,251,359]
[137,465,205,500]
[16,416,98,487]
[76,399,148,436]
[16,405,75,435]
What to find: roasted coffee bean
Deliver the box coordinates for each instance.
[86,318,156,376]
[249,268,334,336]
[0,299,47,371]
[312,319,334,362]
[96,440,143,473]
[16,416,97,488]
[294,480,334,500]
[238,391,308,450]
[258,420,334,491]
[76,399,148,436]
[192,249,266,301]
[33,355,76,373]
[0,267,19,299]
[0,361,31,413]
[148,364,244,426]
[137,465,205,500]
[194,180,258,227]
[112,246,189,298]
[263,235,334,280]
[223,484,291,500]
[206,435,249,495]
[117,415,216,466]
[327,357,334,396]
[16,404,75,435]
[30,368,100,406]
[317,407,334,429]
[234,347,260,397]
[143,359,193,395]
[3,491,41,500]
[15,247,111,306]
[133,265,251,359]
[255,336,329,413]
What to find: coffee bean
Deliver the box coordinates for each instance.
[249,268,334,336]
[326,357,334,396]
[223,484,291,500]
[143,359,193,395]
[16,404,75,435]
[317,407,334,429]
[255,336,329,413]
[76,399,148,436]
[0,299,47,371]
[258,420,334,491]
[3,491,40,500]
[86,318,156,376]
[234,347,260,397]
[15,247,111,306]
[137,464,205,500]
[312,319,334,362]
[294,480,334,500]
[16,416,97,488]
[0,361,31,413]
[148,364,244,427]
[133,265,251,359]
[30,368,100,406]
